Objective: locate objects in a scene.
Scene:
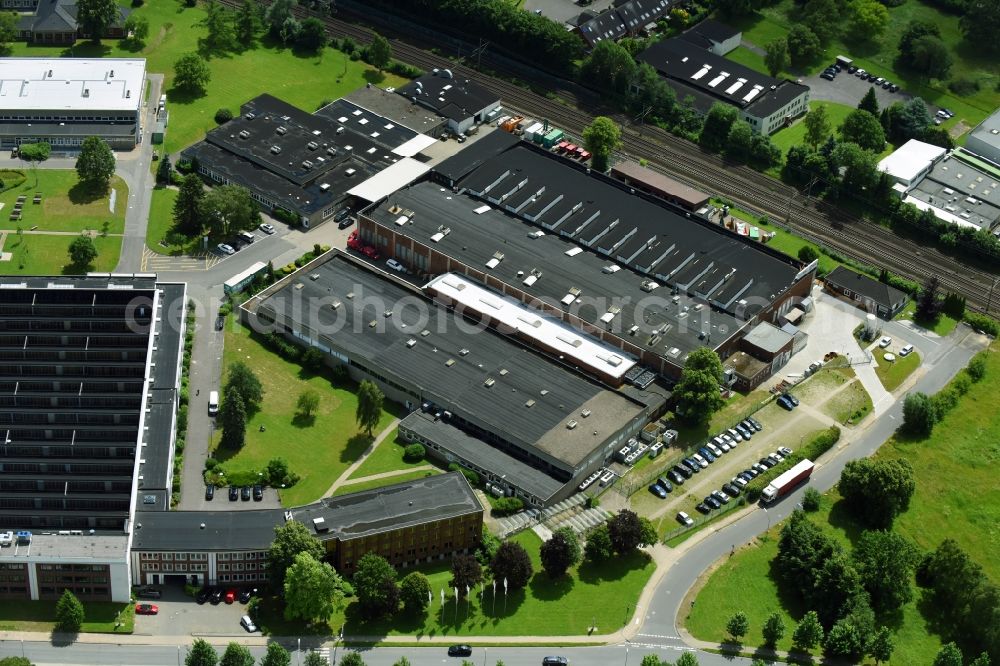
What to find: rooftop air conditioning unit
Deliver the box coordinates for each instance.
[270,145,281,154]
[276,126,287,135]
[307,141,319,150]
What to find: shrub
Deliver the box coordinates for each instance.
[447,463,479,486]
[966,353,987,382]
[948,77,980,96]
[403,443,425,462]
[964,312,999,336]
[802,487,822,511]
[175,159,193,174]
[745,426,840,501]
[214,108,233,124]
[492,497,524,516]
[387,61,423,78]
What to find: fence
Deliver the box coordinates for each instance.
[660,495,749,543]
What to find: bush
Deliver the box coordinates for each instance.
[492,497,524,516]
[802,487,822,511]
[214,108,233,124]
[447,463,479,486]
[964,312,999,336]
[387,61,424,79]
[966,353,987,382]
[948,77,980,96]
[745,426,840,501]
[403,443,425,462]
[271,207,299,226]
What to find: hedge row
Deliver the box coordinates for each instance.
[744,426,841,503]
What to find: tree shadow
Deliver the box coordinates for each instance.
[528,571,574,600]
[363,69,386,85]
[61,262,92,276]
[826,498,865,546]
[49,629,78,646]
[766,556,808,619]
[165,84,208,106]
[339,433,373,463]
[291,412,317,428]
[68,181,107,205]
[119,39,145,54]
[577,550,650,584]
[59,42,112,58]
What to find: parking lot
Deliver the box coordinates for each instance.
[521,0,616,24]
[134,585,253,636]
[802,65,909,110]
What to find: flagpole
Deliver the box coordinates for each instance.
[492,579,496,616]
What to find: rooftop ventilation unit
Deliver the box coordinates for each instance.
[406,339,417,348]
[486,252,504,269]
[345,168,357,177]
[276,126,287,135]
[238,130,250,139]
[307,141,319,150]
[312,517,328,533]
[484,377,496,387]
[525,399,535,408]
[581,409,592,418]
[319,183,330,192]
[602,264,621,274]
[270,145,281,154]
[246,113,256,120]
[641,279,659,292]
[567,420,578,430]
[302,160,314,169]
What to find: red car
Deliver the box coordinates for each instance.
[135,603,159,615]
[224,589,237,604]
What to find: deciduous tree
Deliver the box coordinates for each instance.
[400,571,432,614]
[581,40,637,96]
[584,523,613,561]
[77,0,118,42]
[304,653,330,666]
[838,458,916,528]
[960,0,1000,54]
[839,109,885,151]
[339,653,366,666]
[173,53,211,94]
[204,185,260,237]
[803,0,839,44]
[75,136,115,188]
[297,18,327,52]
[185,639,218,666]
[284,551,343,622]
[793,610,824,650]
[823,616,866,660]
[726,119,754,162]
[450,553,482,596]
[267,520,326,588]
[902,391,937,435]
[727,611,749,641]
[68,235,98,270]
[908,35,953,79]
[260,642,291,666]
[849,0,889,38]
[932,643,964,666]
[202,0,236,51]
[854,529,920,611]
[220,642,254,666]
[296,389,320,418]
[764,38,789,76]
[353,553,399,618]
[368,32,392,71]
[803,104,832,148]
[607,509,644,554]
[264,0,296,36]
[673,347,725,423]
[582,116,622,173]
[0,10,18,50]
[762,612,786,647]
[787,25,822,66]
[356,380,384,435]
[700,103,738,152]
[540,528,580,578]
[490,541,533,591]
[869,626,894,665]
[19,141,50,162]
[235,0,260,48]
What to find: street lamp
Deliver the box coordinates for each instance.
[764,507,770,532]
[297,637,301,666]
[623,639,630,666]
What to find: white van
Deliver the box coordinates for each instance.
[208,391,219,416]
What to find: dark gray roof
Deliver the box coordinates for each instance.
[743,321,793,354]
[577,9,627,46]
[253,253,645,471]
[289,472,482,542]
[396,73,499,120]
[684,19,741,45]
[314,98,421,150]
[434,129,519,183]
[401,412,565,502]
[638,38,808,116]
[19,0,127,33]
[615,0,671,32]
[343,86,446,135]
[131,509,285,552]
[825,266,909,310]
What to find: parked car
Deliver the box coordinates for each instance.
[238,587,258,604]
[900,344,914,357]
[135,603,159,615]
[742,467,759,478]
[746,417,763,432]
[253,485,263,501]
[772,451,785,463]
[722,483,741,498]
[216,243,235,256]
[338,215,355,230]
[259,223,276,235]
[448,645,473,657]
[735,424,753,440]
[334,208,351,223]
[738,472,754,483]
[707,442,723,457]
[679,459,699,474]
[240,486,251,501]
[704,495,721,510]
[875,77,885,85]
[215,315,225,331]
[768,454,783,466]
[676,511,694,526]
[668,469,685,485]
[542,658,569,666]
[712,490,730,505]
[385,258,406,273]
[695,502,711,515]
[648,483,668,499]
[889,84,899,92]
[855,68,867,77]
[867,73,878,81]
[848,65,858,73]
[205,484,215,501]
[224,589,237,604]
[882,80,893,89]
[692,453,709,468]
[778,446,793,457]
[228,486,239,501]
[726,428,743,443]
[942,108,954,117]
[698,447,716,463]
[210,588,224,604]
[783,393,800,407]
[759,457,776,469]
[717,439,731,452]
[820,72,835,81]
[196,588,211,604]
[135,586,162,599]
[752,463,768,474]
[777,395,794,411]
[657,477,673,493]
[673,463,693,479]
[240,615,258,633]
[687,456,706,470]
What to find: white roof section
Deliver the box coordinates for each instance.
[877,139,946,183]
[391,133,438,158]
[347,157,431,203]
[224,261,267,289]
[902,195,982,230]
[424,273,637,381]
[0,58,145,112]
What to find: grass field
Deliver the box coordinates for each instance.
[874,350,921,391]
[259,530,656,637]
[346,427,431,480]
[146,186,184,254]
[0,232,122,275]
[724,46,791,78]
[10,1,408,154]
[894,302,960,337]
[770,101,856,157]
[0,600,135,633]
[821,378,873,424]
[333,468,440,497]
[729,0,1000,128]
[0,170,126,234]
[211,318,395,507]
[686,343,1000,663]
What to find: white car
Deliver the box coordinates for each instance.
[676,511,694,526]
[879,336,892,348]
[216,243,235,255]
[259,223,276,235]
[240,615,257,632]
[899,344,914,357]
[727,428,743,443]
[385,258,405,273]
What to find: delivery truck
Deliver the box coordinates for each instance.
[761,459,814,503]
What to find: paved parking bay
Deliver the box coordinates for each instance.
[802,68,909,110]
[522,0,616,24]
[134,585,253,637]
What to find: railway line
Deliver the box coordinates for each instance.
[217,0,994,311]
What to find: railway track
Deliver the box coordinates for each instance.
[217,0,994,311]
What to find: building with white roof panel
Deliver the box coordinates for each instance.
[877,139,947,187]
[964,108,1000,167]
[0,58,145,150]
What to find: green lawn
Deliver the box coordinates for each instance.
[333,468,440,497]
[894,302,960,336]
[0,600,135,633]
[260,530,656,637]
[146,186,183,254]
[9,1,409,154]
[770,101,856,157]
[874,350,922,391]
[821,378,873,424]
[0,232,122,275]
[725,46,780,78]
[729,0,1000,129]
[211,318,396,507]
[0,170,126,234]
[346,427,431,480]
[686,343,1000,663]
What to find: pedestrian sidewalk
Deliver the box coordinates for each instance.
[322,418,400,497]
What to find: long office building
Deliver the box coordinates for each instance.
[0,58,146,150]
[242,251,654,506]
[0,274,187,601]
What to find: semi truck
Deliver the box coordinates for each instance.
[761,459,814,503]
